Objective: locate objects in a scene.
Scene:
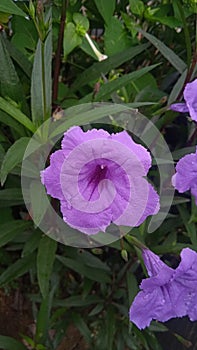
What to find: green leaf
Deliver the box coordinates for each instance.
[73,12,89,34]
[0,0,26,17]
[31,30,52,122]
[53,295,103,307]
[138,28,187,73]
[127,271,138,304]
[6,36,32,78]
[172,146,196,160]
[35,296,50,344]
[29,180,50,227]
[0,97,35,132]
[63,22,82,57]
[129,0,145,16]
[0,137,30,185]
[50,104,130,139]
[0,253,35,286]
[0,220,32,248]
[0,33,27,111]
[94,0,115,24]
[11,16,38,56]
[0,12,10,25]
[89,303,103,316]
[37,235,57,298]
[72,312,92,343]
[106,306,116,350]
[178,205,197,245]
[22,230,42,257]
[0,336,27,350]
[0,188,24,207]
[93,64,159,101]
[65,247,110,272]
[57,255,111,283]
[0,110,25,136]
[72,43,149,90]
[104,17,132,56]
[168,69,187,105]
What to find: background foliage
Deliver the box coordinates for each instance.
[0,0,197,349]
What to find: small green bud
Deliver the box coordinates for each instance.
[121,249,128,262]
[29,0,35,18]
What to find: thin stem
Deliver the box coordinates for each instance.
[52,0,67,103]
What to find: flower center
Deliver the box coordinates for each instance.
[78,159,109,201]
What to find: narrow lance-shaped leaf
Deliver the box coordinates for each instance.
[31,28,52,122]
[0,137,30,185]
[0,336,27,350]
[37,235,57,298]
[0,253,35,287]
[49,104,130,139]
[71,43,149,90]
[81,64,160,102]
[138,28,187,74]
[0,33,28,114]
[5,38,32,78]
[0,97,35,132]
[0,220,32,248]
[29,180,50,227]
[0,0,26,17]
[35,296,50,344]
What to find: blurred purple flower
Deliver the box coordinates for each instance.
[172,147,197,204]
[129,248,197,329]
[170,79,197,122]
[41,126,159,234]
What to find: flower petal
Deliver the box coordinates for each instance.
[61,126,109,157]
[174,248,197,289]
[111,130,151,173]
[40,150,64,200]
[60,200,112,235]
[170,103,189,113]
[142,248,172,277]
[172,149,197,193]
[114,178,159,227]
[184,79,197,121]
[129,287,177,329]
[130,248,197,330]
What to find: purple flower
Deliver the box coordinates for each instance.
[41,126,159,234]
[129,248,197,329]
[170,78,197,122]
[172,147,197,205]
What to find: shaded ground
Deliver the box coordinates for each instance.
[0,289,89,350]
[0,288,32,340]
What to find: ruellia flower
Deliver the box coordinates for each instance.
[41,126,159,234]
[129,248,197,329]
[172,147,197,204]
[170,78,197,122]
